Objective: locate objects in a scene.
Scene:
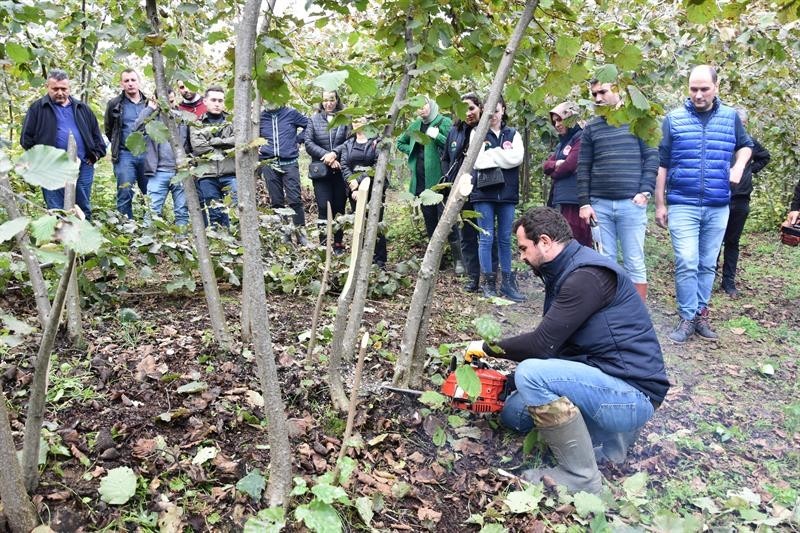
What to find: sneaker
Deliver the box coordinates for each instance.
[668,318,695,344]
[332,243,345,256]
[693,308,718,340]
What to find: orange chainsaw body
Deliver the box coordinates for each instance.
[440,367,508,413]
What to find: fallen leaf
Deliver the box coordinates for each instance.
[417,507,442,522]
[730,327,746,335]
[245,390,264,408]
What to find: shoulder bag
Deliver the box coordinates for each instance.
[308,161,330,180]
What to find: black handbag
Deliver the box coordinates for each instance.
[476,167,505,189]
[308,161,330,179]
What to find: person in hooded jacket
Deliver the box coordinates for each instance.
[543,102,592,247]
[304,91,351,252]
[471,96,526,302]
[397,97,462,272]
[341,116,387,267]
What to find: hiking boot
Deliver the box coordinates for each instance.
[480,273,498,298]
[499,271,525,303]
[464,275,480,293]
[721,281,739,299]
[693,308,718,341]
[668,318,695,344]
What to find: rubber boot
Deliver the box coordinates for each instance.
[500,271,525,303]
[464,275,480,293]
[634,283,647,302]
[480,273,497,298]
[593,427,642,464]
[520,397,603,494]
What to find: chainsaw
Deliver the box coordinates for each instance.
[384,357,514,413]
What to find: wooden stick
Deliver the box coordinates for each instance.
[307,202,333,361]
[333,332,369,484]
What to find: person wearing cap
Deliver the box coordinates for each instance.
[543,102,592,247]
[397,97,461,272]
[576,80,659,301]
[655,65,753,343]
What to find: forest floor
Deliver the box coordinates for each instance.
[2,215,800,532]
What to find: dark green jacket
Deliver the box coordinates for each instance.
[396,114,452,193]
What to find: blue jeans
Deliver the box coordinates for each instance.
[591,196,648,283]
[474,201,516,274]
[668,204,729,319]
[197,175,238,228]
[146,171,188,226]
[41,161,95,221]
[500,358,654,443]
[114,150,148,219]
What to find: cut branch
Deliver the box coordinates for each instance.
[0,388,37,532]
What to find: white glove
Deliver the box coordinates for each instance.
[464,340,486,363]
[426,126,439,139]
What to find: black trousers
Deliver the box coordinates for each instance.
[416,178,460,256]
[311,170,347,245]
[721,197,750,288]
[263,163,305,226]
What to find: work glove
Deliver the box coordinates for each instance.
[426,126,439,139]
[464,340,486,363]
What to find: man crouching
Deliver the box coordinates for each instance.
[465,207,669,493]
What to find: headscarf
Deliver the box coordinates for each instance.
[549,101,579,122]
[422,96,439,124]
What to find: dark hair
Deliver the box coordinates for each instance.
[589,78,599,85]
[121,68,138,80]
[205,85,224,96]
[490,94,508,124]
[453,92,483,129]
[47,69,69,81]
[513,207,573,244]
[317,90,344,113]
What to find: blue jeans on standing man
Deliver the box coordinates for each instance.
[146,170,188,226]
[500,358,655,444]
[668,204,729,320]
[197,175,238,228]
[474,201,516,274]
[591,196,648,283]
[41,161,95,221]
[114,149,148,219]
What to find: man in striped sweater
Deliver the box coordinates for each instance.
[577,81,659,301]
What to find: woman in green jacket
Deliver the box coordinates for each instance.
[397,97,463,272]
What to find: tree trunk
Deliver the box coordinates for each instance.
[0,173,51,329]
[0,388,38,532]
[328,9,418,411]
[144,0,232,352]
[22,249,76,492]
[394,0,539,388]
[233,0,292,507]
[64,134,84,347]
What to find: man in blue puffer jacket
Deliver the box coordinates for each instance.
[655,65,753,344]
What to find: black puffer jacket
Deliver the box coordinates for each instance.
[303,112,350,162]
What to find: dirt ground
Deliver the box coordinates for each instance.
[2,231,799,531]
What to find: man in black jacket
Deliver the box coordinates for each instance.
[21,69,106,220]
[464,207,669,493]
[719,108,771,298]
[104,68,148,220]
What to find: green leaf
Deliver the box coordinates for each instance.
[418,188,443,206]
[236,469,266,500]
[685,0,722,24]
[555,35,581,58]
[337,456,356,484]
[0,217,30,243]
[5,42,31,63]
[294,500,342,533]
[692,496,721,514]
[419,390,448,409]
[244,507,285,533]
[177,381,208,394]
[344,66,377,97]
[15,145,79,190]
[504,485,544,513]
[522,428,542,455]
[312,70,349,92]
[119,308,141,323]
[191,446,217,465]
[145,120,171,144]
[432,426,447,447]
[652,511,701,532]
[574,491,606,517]
[311,483,348,505]
[355,496,373,526]
[473,314,502,342]
[615,45,643,71]
[601,34,626,55]
[98,466,137,505]
[622,471,648,497]
[479,524,508,533]
[30,215,58,244]
[0,314,35,335]
[391,481,411,499]
[125,131,147,156]
[626,85,650,111]
[455,365,481,399]
[291,476,308,496]
[594,64,618,84]
[58,218,105,254]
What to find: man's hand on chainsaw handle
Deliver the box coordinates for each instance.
[464,340,487,363]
